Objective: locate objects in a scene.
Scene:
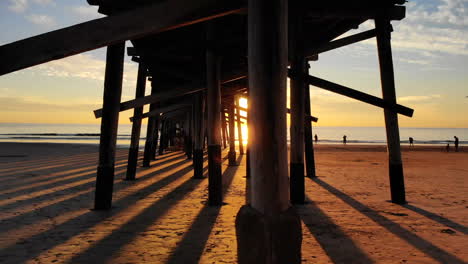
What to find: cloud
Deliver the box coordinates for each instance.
[0,96,99,112]
[26,14,56,27]
[31,0,54,5]
[71,5,104,20]
[349,1,468,57]
[36,53,138,88]
[398,94,442,103]
[8,0,28,13]
[8,0,54,13]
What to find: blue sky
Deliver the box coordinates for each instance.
[0,0,467,127]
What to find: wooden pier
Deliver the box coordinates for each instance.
[0,0,413,262]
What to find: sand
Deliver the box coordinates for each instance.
[0,142,466,263]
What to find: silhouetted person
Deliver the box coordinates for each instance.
[409,137,414,147]
[314,134,318,143]
[454,136,459,152]
[446,144,450,152]
[343,135,347,145]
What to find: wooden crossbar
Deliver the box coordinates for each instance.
[0,0,245,75]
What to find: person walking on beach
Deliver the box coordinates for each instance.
[409,137,414,147]
[454,136,459,152]
[343,135,347,145]
[314,134,318,144]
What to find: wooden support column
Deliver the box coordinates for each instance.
[228,97,237,165]
[125,62,147,181]
[235,96,245,155]
[142,83,158,167]
[221,110,228,149]
[303,62,316,178]
[158,119,166,155]
[236,0,301,263]
[376,19,406,204]
[289,1,305,204]
[150,117,160,160]
[193,92,205,178]
[184,111,193,159]
[206,22,223,206]
[94,42,125,210]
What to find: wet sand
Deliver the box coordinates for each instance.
[0,142,466,263]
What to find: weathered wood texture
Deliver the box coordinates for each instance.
[248,0,289,216]
[94,42,125,210]
[376,19,406,204]
[126,62,147,180]
[0,0,245,75]
[206,22,223,206]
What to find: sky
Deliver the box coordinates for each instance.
[0,0,467,128]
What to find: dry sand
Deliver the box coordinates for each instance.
[0,142,466,263]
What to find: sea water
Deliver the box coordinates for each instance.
[0,123,465,148]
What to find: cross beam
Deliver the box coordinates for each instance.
[305,28,377,57]
[129,103,191,122]
[0,0,245,75]
[287,69,414,117]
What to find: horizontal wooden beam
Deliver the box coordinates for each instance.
[288,70,414,117]
[305,29,377,57]
[286,108,319,123]
[0,0,245,75]
[129,103,190,122]
[96,77,246,118]
[94,88,202,118]
[225,102,319,123]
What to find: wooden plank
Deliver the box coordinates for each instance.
[289,70,414,117]
[0,0,246,75]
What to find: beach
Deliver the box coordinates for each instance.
[0,142,466,263]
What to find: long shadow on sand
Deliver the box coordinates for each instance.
[311,178,466,264]
[298,198,374,264]
[0,153,189,225]
[0,155,204,263]
[67,165,210,263]
[0,152,196,235]
[402,204,468,235]
[166,155,243,264]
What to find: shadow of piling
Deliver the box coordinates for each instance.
[311,178,466,264]
[297,197,375,264]
[165,155,243,264]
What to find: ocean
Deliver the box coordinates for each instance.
[0,123,465,148]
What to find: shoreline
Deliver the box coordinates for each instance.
[0,141,463,153]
